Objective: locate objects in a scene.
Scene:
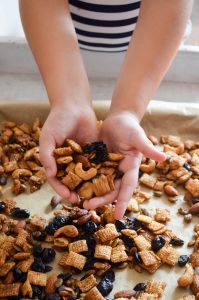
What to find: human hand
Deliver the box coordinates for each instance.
[83,111,165,219]
[39,103,98,202]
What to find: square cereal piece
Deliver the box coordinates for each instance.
[78,274,97,293]
[58,253,69,267]
[17,258,34,273]
[0,249,7,267]
[65,251,86,270]
[137,292,159,300]
[94,225,119,243]
[111,245,128,263]
[85,287,105,300]
[0,262,15,277]
[146,221,166,233]
[161,135,181,147]
[139,250,161,267]
[28,271,47,286]
[139,173,156,189]
[127,198,139,212]
[169,155,186,170]
[62,171,82,190]
[141,260,162,274]
[121,229,137,239]
[155,208,170,223]
[135,191,151,204]
[185,179,199,197]
[134,236,151,251]
[190,250,199,267]
[0,283,21,297]
[136,215,152,224]
[145,280,166,297]
[154,180,166,191]
[69,240,88,253]
[156,245,179,266]
[1,236,15,254]
[94,245,112,260]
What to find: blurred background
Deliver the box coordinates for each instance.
[0,0,199,102]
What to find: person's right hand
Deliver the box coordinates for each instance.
[39,103,98,202]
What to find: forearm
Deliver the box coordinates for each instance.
[19,0,91,108]
[111,0,193,120]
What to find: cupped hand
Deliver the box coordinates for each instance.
[83,111,166,220]
[39,104,98,201]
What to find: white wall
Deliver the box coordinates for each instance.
[0,0,24,37]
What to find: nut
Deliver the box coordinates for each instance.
[191,274,199,294]
[189,203,199,215]
[75,163,97,181]
[164,185,178,196]
[184,214,193,223]
[177,263,194,287]
[114,290,136,298]
[140,159,156,173]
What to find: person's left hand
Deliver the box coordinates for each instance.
[83,111,165,220]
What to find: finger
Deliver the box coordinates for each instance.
[68,191,79,204]
[83,180,121,210]
[39,132,57,178]
[114,155,141,220]
[134,132,165,162]
[39,132,70,199]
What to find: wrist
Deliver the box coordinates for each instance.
[107,109,140,124]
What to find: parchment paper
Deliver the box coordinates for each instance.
[0,100,199,300]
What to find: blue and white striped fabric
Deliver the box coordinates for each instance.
[69,0,142,52]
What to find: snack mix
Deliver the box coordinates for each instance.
[0,120,198,299]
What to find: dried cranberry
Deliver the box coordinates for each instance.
[31,259,45,273]
[120,234,134,248]
[178,255,190,267]
[42,248,56,263]
[0,177,7,185]
[133,252,143,264]
[33,244,43,257]
[128,218,143,231]
[151,236,166,252]
[184,162,191,171]
[134,282,147,291]
[115,220,129,231]
[32,285,42,297]
[11,207,30,219]
[33,231,47,241]
[45,222,58,235]
[82,221,98,234]
[170,238,184,246]
[58,272,73,281]
[192,197,199,204]
[97,277,113,297]
[13,268,27,282]
[103,269,115,283]
[0,201,5,212]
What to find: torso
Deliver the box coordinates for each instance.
[69,0,142,52]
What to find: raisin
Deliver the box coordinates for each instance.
[82,221,98,234]
[128,218,143,231]
[44,265,53,273]
[45,222,58,235]
[58,272,73,281]
[0,177,7,185]
[31,259,45,273]
[74,287,81,298]
[84,248,95,258]
[103,269,115,283]
[0,201,5,212]
[97,277,113,297]
[43,294,61,300]
[115,220,129,231]
[151,236,166,252]
[13,268,27,282]
[170,238,184,246]
[52,216,70,228]
[133,252,143,264]
[11,207,30,219]
[33,231,47,241]
[42,248,56,263]
[33,244,43,257]
[68,296,76,300]
[85,236,96,248]
[8,294,23,300]
[192,197,199,204]
[84,141,108,164]
[178,255,190,267]
[134,282,147,291]
[184,162,191,171]
[120,234,134,248]
[8,135,18,144]
[32,285,43,297]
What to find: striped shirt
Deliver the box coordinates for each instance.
[69,0,142,52]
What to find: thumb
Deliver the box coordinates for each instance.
[39,132,57,179]
[134,130,165,162]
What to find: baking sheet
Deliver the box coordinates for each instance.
[0,100,199,300]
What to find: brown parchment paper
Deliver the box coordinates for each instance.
[0,100,199,300]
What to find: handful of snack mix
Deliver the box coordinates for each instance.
[54,139,124,200]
